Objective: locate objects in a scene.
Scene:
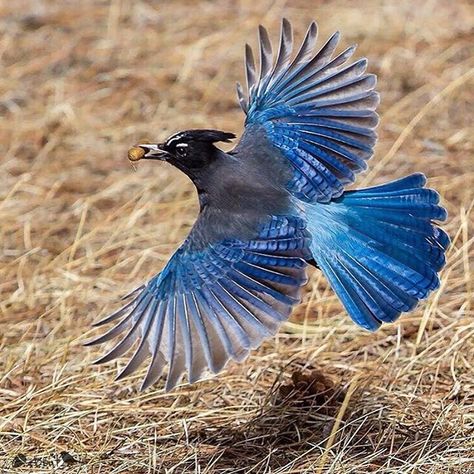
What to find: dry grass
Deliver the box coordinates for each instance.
[1,1,473,473]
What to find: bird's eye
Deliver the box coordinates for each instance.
[176,144,188,157]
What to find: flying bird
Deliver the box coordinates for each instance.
[86,20,449,391]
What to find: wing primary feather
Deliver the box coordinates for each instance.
[187,293,214,371]
[85,290,150,345]
[140,350,166,392]
[245,44,257,100]
[140,299,169,391]
[91,297,138,327]
[177,293,194,384]
[92,293,154,364]
[278,45,357,102]
[215,280,270,330]
[290,21,318,67]
[270,20,318,93]
[202,287,251,356]
[185,256,226,375]
[194,293,235,370]
[270,30,340,100]
[285,59,369,105]
[236,82,248,113]
[221,278,290,322]
[308,30,341,69]
[166,295,178,357]
[115,297,160,381]
[121,284,146,301]
[257,25,273,95]
[184,293,211,382]
[165,296,184,391]
[267,18,293,89]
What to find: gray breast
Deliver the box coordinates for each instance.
[190,137,294,247]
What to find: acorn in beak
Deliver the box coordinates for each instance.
[127,143,170,162]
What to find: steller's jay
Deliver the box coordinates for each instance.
[86,20,449,391]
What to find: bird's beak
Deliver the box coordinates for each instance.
[137,143,170,161]
[128,143,170,162]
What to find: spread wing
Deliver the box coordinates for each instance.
[235,19,379,203]
[85,215,309,391]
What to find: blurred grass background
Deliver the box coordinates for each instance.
[0,0,473,472]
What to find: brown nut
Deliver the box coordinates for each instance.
[128,146,145,162]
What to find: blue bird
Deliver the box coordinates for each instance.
[86,20,449,391]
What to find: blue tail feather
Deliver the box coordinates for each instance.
[342,212,446,270]
[338,250,417,313]
[305,173,449,331]
[351,173,425,193]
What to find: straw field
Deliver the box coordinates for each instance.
[1,0,473,472]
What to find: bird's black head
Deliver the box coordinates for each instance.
[134,129,235,179]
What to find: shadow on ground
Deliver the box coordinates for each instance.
[178,367,470,473]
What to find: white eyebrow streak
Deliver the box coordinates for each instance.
[166,133,186,147]
[176,143,188,148]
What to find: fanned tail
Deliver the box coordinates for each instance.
[305,173,449,330]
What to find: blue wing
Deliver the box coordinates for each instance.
[235,19,379,203]
[85,216,309,391]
